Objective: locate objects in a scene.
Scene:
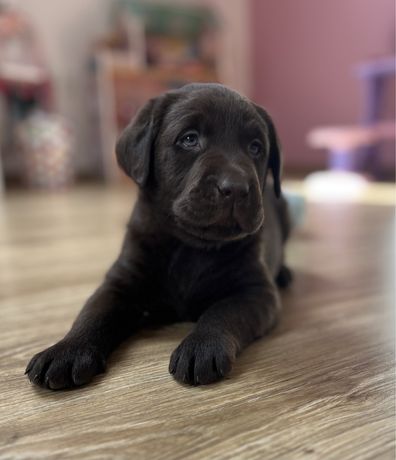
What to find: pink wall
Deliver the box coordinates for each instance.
[251,0,395,172]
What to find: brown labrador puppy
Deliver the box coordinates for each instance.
[26,83,292,389]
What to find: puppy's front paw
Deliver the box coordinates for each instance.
[169,333,236,385]
[25,340,106,390]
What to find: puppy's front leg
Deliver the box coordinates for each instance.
[26,261,146,390]
[169,281,281,385]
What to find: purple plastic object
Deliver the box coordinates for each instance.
[325,57,395,174]
[329,149,357,171]
[354,56,396,174]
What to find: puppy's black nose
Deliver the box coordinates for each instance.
[217,177,250,199]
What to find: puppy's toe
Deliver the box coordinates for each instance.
[71,351,106,386]
[169,333,235,386]
[45,360,73,390]
[169,343,194,384]
[26,351,53,386]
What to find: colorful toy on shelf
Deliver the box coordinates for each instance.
[17,110,73,189]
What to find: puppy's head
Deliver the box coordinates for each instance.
[116,83,282,245]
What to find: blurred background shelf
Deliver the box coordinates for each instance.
[0,0,393,192]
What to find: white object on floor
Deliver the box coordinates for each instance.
[283,188,306,228]
[304,171,370,202]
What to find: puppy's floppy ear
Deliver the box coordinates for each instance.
[253,104,282,198]
[115,98,159,187]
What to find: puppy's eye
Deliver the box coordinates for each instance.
[248,140,263,157]
[178,131,200,150]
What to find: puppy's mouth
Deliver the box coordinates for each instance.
[174,211,264,243]
[176,219,245,241]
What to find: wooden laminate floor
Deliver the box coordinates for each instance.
[0,185,395,459]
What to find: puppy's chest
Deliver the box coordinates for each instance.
[162,246,237,319]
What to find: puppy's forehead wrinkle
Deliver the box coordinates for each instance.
[164,111,204,138]
[163,91,263,139]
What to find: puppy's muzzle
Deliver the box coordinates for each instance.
[173,166,264,242]
[216,174,250,201]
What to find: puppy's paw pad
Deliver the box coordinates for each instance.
[25,341,106,390]
[169,333,235,386]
